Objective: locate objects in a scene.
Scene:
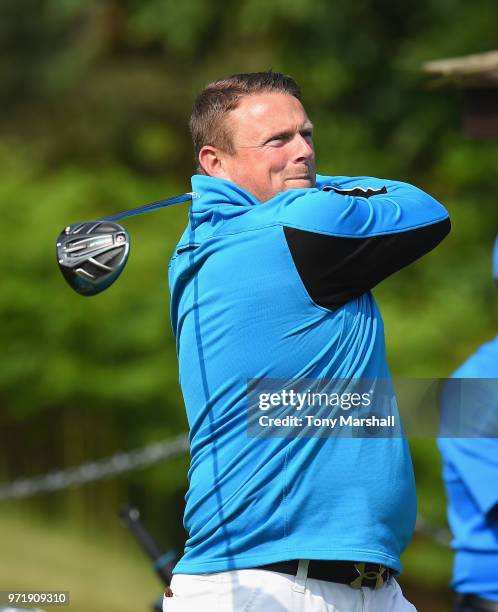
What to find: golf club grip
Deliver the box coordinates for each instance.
[120,505,173,586]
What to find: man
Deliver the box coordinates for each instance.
[438,237,498,612]
[165,71,450,611]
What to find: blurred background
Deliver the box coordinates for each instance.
[1,0,498,610]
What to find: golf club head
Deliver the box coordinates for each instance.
[56,221,130,296]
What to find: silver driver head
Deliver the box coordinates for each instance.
[56,221,130,296]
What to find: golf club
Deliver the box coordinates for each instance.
[56,191,195,296]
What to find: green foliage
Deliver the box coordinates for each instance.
[0,148,189,544]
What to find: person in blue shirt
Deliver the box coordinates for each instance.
[164,71,450,612]
[438,237,498,612]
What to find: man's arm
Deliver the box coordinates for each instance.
[438,438,498,518]
[279,175,450,310]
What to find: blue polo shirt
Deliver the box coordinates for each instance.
[438,335,498,602]
[170,173,450,575]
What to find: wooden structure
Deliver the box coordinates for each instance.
[423,50,498,139]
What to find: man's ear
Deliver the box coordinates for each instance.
[198,145,229,179]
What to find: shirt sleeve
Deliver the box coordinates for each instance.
[278,176,450,310]
[438,437,498,516]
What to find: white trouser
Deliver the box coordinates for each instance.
[162,561,417,612]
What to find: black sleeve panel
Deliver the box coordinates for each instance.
[283,217,451,311]
[322,185,388,197]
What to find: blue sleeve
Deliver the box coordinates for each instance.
[281,175,449,238]
[438,438,498,516]
[276,175,450,310]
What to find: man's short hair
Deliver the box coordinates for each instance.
[190,71,302,165]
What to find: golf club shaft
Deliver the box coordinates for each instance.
[101,192,195,222]
[120,505,173,586]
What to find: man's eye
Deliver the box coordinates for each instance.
[269,136,287,143]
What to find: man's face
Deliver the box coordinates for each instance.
[215,93,316,202]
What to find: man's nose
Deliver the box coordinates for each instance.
[293,134,314,161]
